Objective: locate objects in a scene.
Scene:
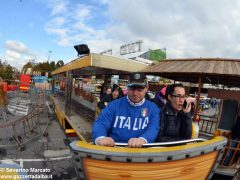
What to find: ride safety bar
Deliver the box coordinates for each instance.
[115,138,207,147]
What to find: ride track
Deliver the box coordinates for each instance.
[0,82,50,151]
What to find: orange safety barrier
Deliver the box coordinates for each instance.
[3,82,7,92]
[0,83,7,105]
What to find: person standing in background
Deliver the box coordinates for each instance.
[97,86,122,110]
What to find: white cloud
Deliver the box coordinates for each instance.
[44,1,106,48]
[45,0,69,16]
[5,50,29,70]
[43,0,240,59]
[46,17,66,27]
[45,26,70,46]
[73,4,92,21]
[6,50,21,61]
[5,40,29,54]
[4,40,38,69]
[87,39,121,54]
[57,37,71,47]
[102,0,240,58]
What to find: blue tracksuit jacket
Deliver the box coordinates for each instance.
[92,96,160,143]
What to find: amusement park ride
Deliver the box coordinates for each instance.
[0,44,239,179]
[50,47,240,180]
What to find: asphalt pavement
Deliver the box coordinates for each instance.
[0,91,78,179]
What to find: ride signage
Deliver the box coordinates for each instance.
[120,40,143,55]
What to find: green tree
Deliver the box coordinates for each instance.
[3,65,14,80]
[50,61,56,71]
[0,60,15,81]
[56,60,64,68]
[22,62,32,74]
[0,62,4,78]
[22,60,64,78]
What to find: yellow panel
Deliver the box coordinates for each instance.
[55,106,63,126]
[66,129,75,134]
[191,122,199,139]
[76,136,225,153]
[52,53,149,75]
[0,169,20,180]
[92,54,148,72]
[83,151,217,180]
[52,55,92,75]
[52,97,86,141]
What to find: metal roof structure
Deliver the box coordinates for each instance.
[52,53,150,76]
[142,58,240,87]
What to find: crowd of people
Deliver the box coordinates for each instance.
[93,73,192,147]
[97,84,123,110]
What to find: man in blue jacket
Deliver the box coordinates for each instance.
[92,73,160,148]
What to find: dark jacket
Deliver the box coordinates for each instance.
[232,116,240,139]
[97,94,114,110]
[156,102,192,142]
[151,92,166,108]
[112,84,124,97]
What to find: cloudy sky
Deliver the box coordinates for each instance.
[0,0,240,69]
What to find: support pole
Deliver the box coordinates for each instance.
[65,71,73,117]
[193,76,202,122]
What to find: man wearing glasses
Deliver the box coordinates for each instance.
[156,84,192,142]
[92,73,160,148]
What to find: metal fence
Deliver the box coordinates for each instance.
[198,115,218,136]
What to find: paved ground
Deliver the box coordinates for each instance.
[7,98,30,116]
[0,91,78,179]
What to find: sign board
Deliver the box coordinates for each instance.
[120,40,143,55]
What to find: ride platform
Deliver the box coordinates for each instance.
[51,95,92,142]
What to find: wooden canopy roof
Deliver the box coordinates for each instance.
[142,58,240,87]
[52,53,150,77]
